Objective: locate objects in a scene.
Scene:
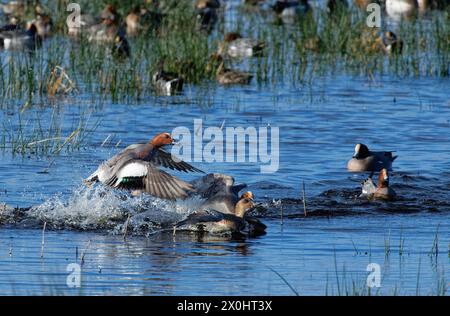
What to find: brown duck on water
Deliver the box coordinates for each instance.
[174,194,256,235]
[361,168,397,201]
[214,55,253,85]
[175,191,266,236]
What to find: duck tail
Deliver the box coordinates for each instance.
[391,155,398,161]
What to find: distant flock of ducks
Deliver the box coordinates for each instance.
[0,0,447,96]
[85,132,399,237]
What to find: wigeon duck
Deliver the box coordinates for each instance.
[152,61,184,96]
[0,18,20,33]
[112,34,130,59]
[125,6,144,37]
[385,0,418,20]
[191,173,248,214]
[347,143,398,172]
[88,5,123,43]
[31,14,52,38]
[85,132,203,200]
[0,1,24,17]
[68,14,98,38]
[361,168,397,200]
[174,195,255,235]
[195,0,220,30]
[100,4,119,22]
[0,22,41,51]
[237,191,267,235]
[218,32,265,58]
[271,0,311,23]
[214,56,253,85]
[381,31,403,54]
[125,5,163,37]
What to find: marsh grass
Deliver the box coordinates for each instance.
[429,224,439,257]
[0,2,448,158]
[0,2,447,103]
[384,229,391,258]
[0,106,99,156]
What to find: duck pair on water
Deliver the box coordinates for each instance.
[348,143,398,200]
[85,132,265,236]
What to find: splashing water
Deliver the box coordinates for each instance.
[1,185,205,236]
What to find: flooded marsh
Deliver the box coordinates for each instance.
[0,0,449,296]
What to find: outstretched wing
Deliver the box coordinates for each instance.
[151,148,204,173]
[143,164,195,200]
[108,161,195,200]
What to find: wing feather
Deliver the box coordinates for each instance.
[151,149,204,173]
[143,164,195,200]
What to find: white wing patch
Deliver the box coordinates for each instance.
[114,162,148,186]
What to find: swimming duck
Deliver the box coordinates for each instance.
[68,14,98,38]
[215,58,253,85]
[191,173,248,214]
[85,132,203,200]
[152,61,184,96]
[125,5,163,37]
[31,14,53,38]
[381,31,403,54]
[88,5,123,43]
[385,0,418,20]
[0,1,24,17]
[361,168,396,200]
[0,22,41,51]
[112,34,130,59]
[195,0,220,30]
[174,195,256,235]
[236,191,267,235]
[218,32,265,58]
[347,143,397,172]
[0,18,20,33]
[271,0,311,23]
